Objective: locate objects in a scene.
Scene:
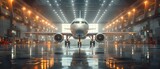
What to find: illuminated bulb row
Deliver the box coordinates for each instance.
[54,0,68,23]
[71,0,76,18]
[106,8,136,29]
[53,10,64,22]
[84,0,89,19]
[105,1,141,30]
[96,0,114,23]
[93,10,101,23]
[46,0,51,6]
[55,0,59,6]
[101,0,106,7]
[97,9,108,23]
[92,0,106,23]
[22,6,55,29]
[47,0,65,23]
[46,0,49,3]
[60,10,68,23]
[41,19,54,29]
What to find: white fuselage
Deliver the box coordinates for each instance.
[70,18,89,39]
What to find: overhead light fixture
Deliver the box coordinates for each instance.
[49,0,68,23]
[96,0,114,23]
[92,0,108,23]
[84,0,89,19]
[47,0,64,22]
[111,0,114,3]
[71,0,76,18]
[53,9,64,23]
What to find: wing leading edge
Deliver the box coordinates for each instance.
[24,32,72,36]
[87,32,136,36]
[25,32,136,36]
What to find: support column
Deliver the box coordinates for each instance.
[154,0,160,16]
[132,9,136,25]
[0,0,2,14]
[8,0,14,28]
[144,0,149,18]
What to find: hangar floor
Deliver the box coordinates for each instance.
[0,41,160,69]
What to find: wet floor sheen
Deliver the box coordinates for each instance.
[0,42,160,69]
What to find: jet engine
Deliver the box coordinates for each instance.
[95,34,105,42]
[54,34,64,42]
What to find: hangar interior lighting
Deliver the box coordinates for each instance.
[96,0,114,23]
[46,0,65,23]
[54,0,68,23]
[92,0,107,23]
[84,0,89,19]
[71,0,76,18]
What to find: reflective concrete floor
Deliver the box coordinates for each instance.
[0,42,160,69]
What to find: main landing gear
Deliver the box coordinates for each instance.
[65,35,70,48]
[65,40,70,48]
[90,35,95,48]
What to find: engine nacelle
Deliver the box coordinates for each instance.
[54,34,64,42]
[95,34,105,42]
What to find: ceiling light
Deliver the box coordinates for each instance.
[71,0,76,18]
[93,0,108,23]
[111,0,114,3]
[84,0,89,19]
[96,0,114,23]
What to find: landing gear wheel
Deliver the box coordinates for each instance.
[92,41,95,47]
[65,41,70,48]
[68,41,70,48]
[65,41,67,47]
[90,41,95,48]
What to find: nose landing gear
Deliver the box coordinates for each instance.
[78,42,82,48]
[78,35,82,48]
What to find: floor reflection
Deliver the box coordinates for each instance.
[0,43,160,69]
[105,44,160,69]
[69,50,90,69]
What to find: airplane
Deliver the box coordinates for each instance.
[25,14,135,48]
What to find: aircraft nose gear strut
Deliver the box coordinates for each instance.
[78,35,82,48]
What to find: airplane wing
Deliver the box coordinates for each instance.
[25,32,136,36]
[87,32,136,36]
[24,32,72,36]
[25,32,56,35]
[102,32,135,36]
[87,33,97,36]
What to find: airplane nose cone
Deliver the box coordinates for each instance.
[76,29,84,36]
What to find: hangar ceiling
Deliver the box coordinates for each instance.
[24,0,137,24]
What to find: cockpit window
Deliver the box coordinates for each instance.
[82,21,87,24]
[72,21,79,24]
